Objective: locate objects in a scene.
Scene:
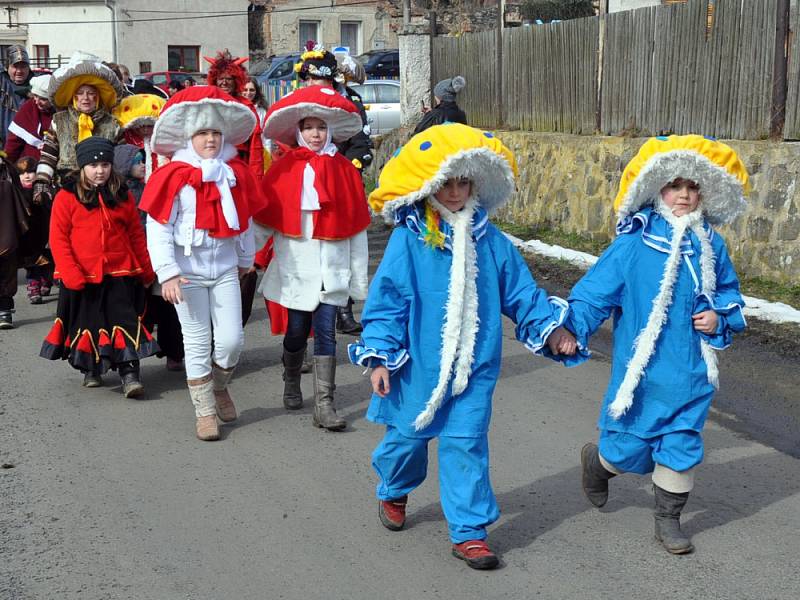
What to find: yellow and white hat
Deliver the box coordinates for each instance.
[614,134,750,225]
[368,123,518,221]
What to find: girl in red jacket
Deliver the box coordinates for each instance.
[40,137,159,397]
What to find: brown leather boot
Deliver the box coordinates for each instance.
[312,355,346,431]
[212,364,237,422]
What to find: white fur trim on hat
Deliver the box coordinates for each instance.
[616,150,747,226]
[150,97,256,155]
[380,147,516,223]
[263,100,362,144]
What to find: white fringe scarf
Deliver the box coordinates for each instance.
[413,197,480,431]
[608,203,719,419]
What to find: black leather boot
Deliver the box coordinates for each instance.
[336,298,363,335]
[282,346,305,410]
[119,361,144,399]
[653,484,694,554]
[581,442,617,507]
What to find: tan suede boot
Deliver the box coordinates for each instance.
[188,375,219,441]
[212,363,237,422]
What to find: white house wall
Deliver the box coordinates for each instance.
[116,0,248,75]
[608,0,661,12]
[15,3,113,63]
[267,0,396,56]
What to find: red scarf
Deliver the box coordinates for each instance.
[254,147,370,240]
[139,157,266,238]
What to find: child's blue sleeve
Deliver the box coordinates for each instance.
[348,229,411,372]
[494,233,588,366]
[695,236,746,349]
[565,237,628,348]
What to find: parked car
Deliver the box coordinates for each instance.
[349,80,400,136]
[356,49,399,79]
[137,71,201,92]
[255,53,301,85]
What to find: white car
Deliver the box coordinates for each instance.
[350,80,400,136]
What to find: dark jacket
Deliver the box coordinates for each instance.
[413,100,468,135]
[336,86,373,172]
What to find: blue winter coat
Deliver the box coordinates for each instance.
[565,208,746,438]
[349,202,585,438]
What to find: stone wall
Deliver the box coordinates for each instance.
[370,129,800,282]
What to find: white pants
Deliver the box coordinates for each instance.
[174,267,244,380]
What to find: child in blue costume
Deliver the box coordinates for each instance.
[349,124,583,569]
[566,135,750,555]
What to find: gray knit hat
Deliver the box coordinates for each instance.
[433,76,465,103]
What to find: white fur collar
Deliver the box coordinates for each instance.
[413,197,480,430]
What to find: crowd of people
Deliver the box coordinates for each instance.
[0,42,751,570]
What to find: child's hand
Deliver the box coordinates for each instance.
[547,326,576,355]
[692,310,718,334]
[162,276,188,304]
[557,330,578,356]
[370,366,391,397]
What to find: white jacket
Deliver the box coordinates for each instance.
[146,189,255,283]
[254,213,368,311]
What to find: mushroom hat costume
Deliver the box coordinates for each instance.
[139,86,264,241]
[254,85,369,241]
[35,51,124,190]
[565,135,750,472]
[112,93,166,180]
[350,123,585,435]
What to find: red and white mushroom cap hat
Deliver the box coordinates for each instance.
[150,86,256,155]
[263,86,362,144]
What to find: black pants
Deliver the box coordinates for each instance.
[0,251,17,311]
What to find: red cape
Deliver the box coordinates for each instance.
[254,148,370,240]
[139,157,266,238]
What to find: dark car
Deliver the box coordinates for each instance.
[255,53,302,85]
[137,71,201,93]
[356,49,399,78]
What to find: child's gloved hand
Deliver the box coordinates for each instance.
[692,310,718,334]
[371,366,391,397]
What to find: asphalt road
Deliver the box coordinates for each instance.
[1,225,799,600]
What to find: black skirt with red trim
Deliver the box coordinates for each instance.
[40,276,160,374]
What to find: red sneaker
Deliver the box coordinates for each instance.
[451,540,499,570]
[378,496,408,531]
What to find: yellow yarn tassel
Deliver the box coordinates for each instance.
[423,201,446,249]
[73,98,95,142]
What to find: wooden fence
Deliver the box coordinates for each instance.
[432,0,798,140]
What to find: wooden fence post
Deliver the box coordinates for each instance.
[496,0,504,128]
[771,0,790,138]
[429,10,437,109]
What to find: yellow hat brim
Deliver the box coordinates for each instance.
[368,123,518,219]
[614,135,750,225]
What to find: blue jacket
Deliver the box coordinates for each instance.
[349,202,585,438]
[565,208,746,438]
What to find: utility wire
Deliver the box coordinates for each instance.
[8,0,379,26]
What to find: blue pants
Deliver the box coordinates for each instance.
[372,425,500,544]
[598,429,704,475]
[284,303,337,356]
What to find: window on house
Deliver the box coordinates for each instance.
[139,61,152,74]
[299,20,320,48]
[168,45,199,72]
[340,21,361,55]
[33,45,49,67]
